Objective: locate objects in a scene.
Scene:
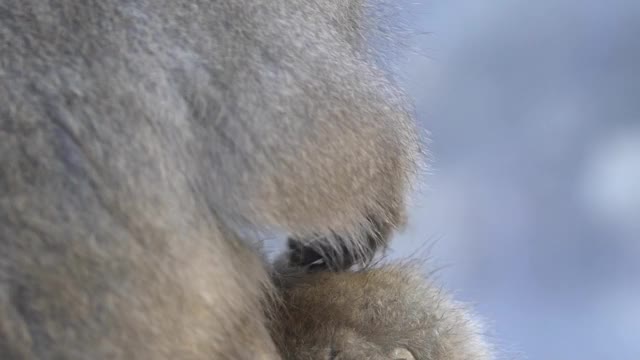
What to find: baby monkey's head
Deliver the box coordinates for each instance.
[271,264,493,360]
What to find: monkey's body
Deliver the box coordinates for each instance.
[272,264,494,360]
[0,0,417,359]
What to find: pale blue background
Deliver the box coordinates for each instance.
[390,1,640,359]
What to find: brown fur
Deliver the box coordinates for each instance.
[271,264,494,360]
[0,0,418,358]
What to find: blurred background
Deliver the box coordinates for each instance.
[389,1,640,359]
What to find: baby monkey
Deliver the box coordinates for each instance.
[271,250,494,360]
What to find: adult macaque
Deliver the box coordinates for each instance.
[0,0,418,358]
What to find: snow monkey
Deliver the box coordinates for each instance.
[271,257,494,360]
[0,0,419,358]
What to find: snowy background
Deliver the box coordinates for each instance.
[389,1,640,359]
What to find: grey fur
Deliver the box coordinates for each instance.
[271,264,494,360]
[0,0,418,358]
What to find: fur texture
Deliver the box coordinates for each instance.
[0,0,418,358]
[271,263,494,360]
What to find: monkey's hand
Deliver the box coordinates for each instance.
[284,217,391,272]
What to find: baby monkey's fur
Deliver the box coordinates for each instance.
[271,262,494,360]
